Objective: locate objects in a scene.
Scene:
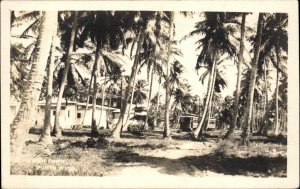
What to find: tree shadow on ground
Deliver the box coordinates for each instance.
[250,134,287,145]
[108,150,287,177]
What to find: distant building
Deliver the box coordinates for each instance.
[180,114,216,131]
[10,99,121,129]
[9,98,137,130]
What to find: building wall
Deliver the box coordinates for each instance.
[35,104,79,129]
[76,107,107,128]
[10,100,118,130]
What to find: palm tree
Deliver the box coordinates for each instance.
[76,11,134,136]
[171,86,193,129]
[153,76,163,128]
[10,11,57,162]
[111,11,158,138]
[123,69,139,128]
[39,26,58,145]
[225,13,247,139]
[163,11,175,139]
[241,13,264,145]
[247,13,287,136]
[52,11,78,137]
[132,79,148,105]
[270,14,288,135]
[105,74,122,128]
[183,12,236,138]
[81,73,93,126]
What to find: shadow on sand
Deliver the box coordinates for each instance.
[109,150,287,177]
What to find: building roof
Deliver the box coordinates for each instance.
[37,100,117,110]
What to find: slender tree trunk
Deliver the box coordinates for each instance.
[193,56,217,138]
[153,78,161,129]
[241,13,264,145]
[52,11,78,137]
[258,62,268,135]
[144,64,154,130]
[39,27,57,145]
[274,42,281,136]
[163,12,175,139]
[111,29,145,139]
[123,66,139,128]
[91,46,101,136]
[10,11,56,163]
[107,94,112,129]
[98,71,107,128]
[81,73,94,126]
[91,70,98,135]
[225,13,246,139]
[200,68,216,136]
[251,102,256,133]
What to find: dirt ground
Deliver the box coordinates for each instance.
[11,128,287,178]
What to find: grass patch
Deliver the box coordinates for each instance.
[11,128,287,177]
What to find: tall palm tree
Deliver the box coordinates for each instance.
[241,13,264,145]
[52,11,78,137]
[163,11,175,139]
[225,13,247,139]
[111,11,159,138]
[123,67,139,128]
[39,26,57,145]
[10,11,57,162]
[247,13,287,136]
[183,12,236,138]
[153,76,163,128]
[76,11,134,136]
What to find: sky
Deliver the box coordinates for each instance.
[138,12,249,99]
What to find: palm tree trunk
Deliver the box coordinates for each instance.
[111,29,145,139]
[225,13,246,139]
[91,46,101,136]
[107,94,112,129]
[81,73,94,126]
[39,27,57,145]
[123,66,139,128]
[163,12,175,139]
[10,11,56,163]
[144,64,155,130]
[98,72,107,128]
[200,68,216,136]
[258,62,268,135]
[193,57,217,138]
[241,13,264,145]
[153,78,161,129]
[274,41,281,136]
[52,11,78,137]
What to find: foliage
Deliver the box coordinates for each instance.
[132,79,148,105]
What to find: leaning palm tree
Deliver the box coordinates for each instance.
[182,12,237,138]
[111,11,159,138]
[10,11,58,146]
[52,11,78,137]
[10,11,57,163]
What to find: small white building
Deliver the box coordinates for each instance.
[36,100,120,129]
[10,97,142,131]
[10,100,120,130]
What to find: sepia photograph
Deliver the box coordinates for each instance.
[1,0,299,188]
